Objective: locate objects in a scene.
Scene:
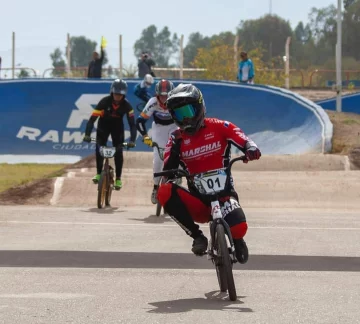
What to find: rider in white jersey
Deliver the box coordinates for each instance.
[136,79,178,204]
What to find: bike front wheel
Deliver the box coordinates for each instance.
[105,169,114,207]
[97,171,107,209]
[215,223,237,301]
[155,201,162,216]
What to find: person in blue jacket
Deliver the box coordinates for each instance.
[237,51,255,84]
[134,74,155,104]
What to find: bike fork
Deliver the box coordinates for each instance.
[208,200,237,263]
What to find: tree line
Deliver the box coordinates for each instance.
[48,1,360,83]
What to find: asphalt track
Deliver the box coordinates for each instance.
[0,205,359,324]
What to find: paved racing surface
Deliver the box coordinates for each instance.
[0,205,359,324]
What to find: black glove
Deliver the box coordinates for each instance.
[83,135,91,143]
[127,141,136,148]
[245,146,261,161]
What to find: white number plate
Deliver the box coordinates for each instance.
[100,147,116,158]
[194,169,227,194]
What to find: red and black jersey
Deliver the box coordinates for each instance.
[85,95,137,142]
[163,118,257,174]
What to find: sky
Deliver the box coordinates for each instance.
[0,0,335,76]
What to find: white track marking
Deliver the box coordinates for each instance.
[0,293,93,299]
[49,178,64,206]
[344,156,351,171]
[67,172,76,178]
[1,220,359,231]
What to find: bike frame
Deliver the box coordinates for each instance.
[103,157,113,183]
[91,139,128,166]
[208,200,237,261]
[152,142,165,183]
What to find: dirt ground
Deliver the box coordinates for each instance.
[326,110,360,154]
[325,110,360,169]
[0,164,72,206]
[294,89,357,102]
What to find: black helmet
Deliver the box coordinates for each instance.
[166,83,206,136]
[110,79,127,95]
[155,79,174,96]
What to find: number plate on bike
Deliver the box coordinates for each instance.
[100,147,116,158]
[193,169,227,194]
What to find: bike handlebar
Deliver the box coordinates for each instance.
[153,155,248,179]
[151,141,164,161]
[90,138,131,148]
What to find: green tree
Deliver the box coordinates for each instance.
[134,25,179,67]
[343,0,360,59]
[192,41,284,86]
[50,36,109,77]
[308,5,337,43]
[344,0,357,9]
[294,22,312,44]
[183,31,235,67]
[307,5,338,64]
[290,22,314,68]
[237,15,293,62]
[183,32,211,67]
[49,47,66,76]
[69,36,108,67]
[210,31,235,46]
[17,69,30,78]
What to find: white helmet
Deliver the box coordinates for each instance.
[144,74,154,86]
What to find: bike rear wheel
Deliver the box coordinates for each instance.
[97,171,107,209]
[105,168,114,207]
[155,178,164,216]
[215,224,237,301]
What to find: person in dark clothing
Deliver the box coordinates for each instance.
[83,79,137,190]
[88,47,105,78]
[138,52,156,78]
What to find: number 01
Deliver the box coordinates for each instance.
[206,177,221,189]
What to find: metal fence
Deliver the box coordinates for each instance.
[2,66,360,89]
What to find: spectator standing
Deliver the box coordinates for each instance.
[237,51,255,84]
[138,51,156,78]
[88,46,105,78]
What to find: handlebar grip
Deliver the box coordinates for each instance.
[154,169,180,177]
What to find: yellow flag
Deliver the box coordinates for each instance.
[101,36,107,48]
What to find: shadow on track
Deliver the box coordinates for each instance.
[147,291,253,313]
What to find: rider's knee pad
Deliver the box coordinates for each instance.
[230,222,248,239]
[157,183,173,206]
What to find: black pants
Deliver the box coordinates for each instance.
[96,127,124,178]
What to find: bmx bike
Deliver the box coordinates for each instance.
[91,138,131,209]
[154,155,248,301]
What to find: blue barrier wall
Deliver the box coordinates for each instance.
[316,92,360,114]
[0,79,332,161]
